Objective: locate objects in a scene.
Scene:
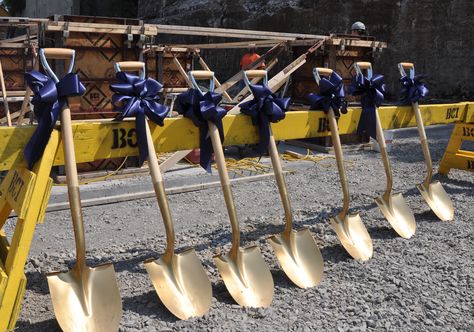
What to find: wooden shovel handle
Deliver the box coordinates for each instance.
[117,61,144,71]
[399,62,414,70]
[245,70,267,79]
[42,48,74,60]
[190,70,214,79]
[315,67,333,76]
[356,62,372,70]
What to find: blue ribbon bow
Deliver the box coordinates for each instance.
[176,88,227,173]
[240,84,290,153]
[349,73,386,139]
[399,75,429,105]
[307,71,347,118]
[110,72,169,166]
[24,71,85,169]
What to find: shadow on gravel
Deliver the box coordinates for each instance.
[320,243,352,264]
[15,318,61,332]
[212,281,237,305]
[367,225,399,240]
[24,271,49,295]
[122,290,179,323]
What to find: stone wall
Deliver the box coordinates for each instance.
[138,0,473,101]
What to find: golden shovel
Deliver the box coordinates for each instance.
[355,62,416,239]
[43,48,122,332]
[189,70,274,308]
[112,61,212,320]
[243,70,324,288]
[314,67,373,261]
[398,62,454,221]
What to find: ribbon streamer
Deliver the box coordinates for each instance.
[240,84,290,153]
[399,75,429,105]
[307,71,348,118]
[176,88,227,172]
[349,73,386,139]
[24,71,85,169]
[110,72,169,166]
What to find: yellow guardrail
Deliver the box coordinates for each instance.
[0,102,471,171]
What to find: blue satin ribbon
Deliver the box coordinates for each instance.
[307,71,347,118]
[176,88,227,172]
[110,72,169,166]
[239,84,290,153]
[349,73,386,139]
[399,75,429,105]
[24,71,85,169]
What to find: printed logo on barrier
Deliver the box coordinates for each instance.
[111,128,138,149]
[462,126,474,138]
[446,107,459,120]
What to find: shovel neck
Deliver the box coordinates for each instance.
[207,121,242,253]
[145,120,176,255]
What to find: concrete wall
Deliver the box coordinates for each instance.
[138,0,473,101]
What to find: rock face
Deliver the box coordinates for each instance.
[138,0,473,101]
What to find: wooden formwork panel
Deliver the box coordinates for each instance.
[45,15,142,119]
[291,45,372,102]
[145,51,193,89]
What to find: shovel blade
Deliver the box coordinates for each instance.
[418,181,454,221]
[47,263,122,332]
[144,248,212,320]
[330,214,373,261]
[268,228,324,288]
[214,246,274,308]
[375,193,416,239]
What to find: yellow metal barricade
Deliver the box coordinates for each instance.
[439,104,474,175]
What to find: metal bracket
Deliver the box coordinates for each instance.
[63,22,70,40]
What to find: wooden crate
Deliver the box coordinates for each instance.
[145,49,194,89]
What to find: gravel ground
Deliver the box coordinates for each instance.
[5,125,473,331]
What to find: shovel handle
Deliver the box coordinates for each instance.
[267,128,293,233]
[356,62,372,70]
[315,68,333,76]
[208,121,240,255]
[190,70,214,80]
[326,108,350,219]
[399,62,414,70]
[61,106,87,267]
[116,61,145,72]
[245,70,267,79]
[42,48,75,59]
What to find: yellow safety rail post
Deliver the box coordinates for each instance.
[0,130,59,332]
[439,103,474,175]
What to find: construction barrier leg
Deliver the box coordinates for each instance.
[439,123,474,175]
[0,130,59,332]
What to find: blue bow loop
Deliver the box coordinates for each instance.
[240,83,290,153]
[399,75,429,105]
[307,71,347,117]
[110,72,170,165]
[176,88,227,173]
[349,73,386,139]
[24,70,85,169]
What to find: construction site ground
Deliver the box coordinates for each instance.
[4,124,473,331]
